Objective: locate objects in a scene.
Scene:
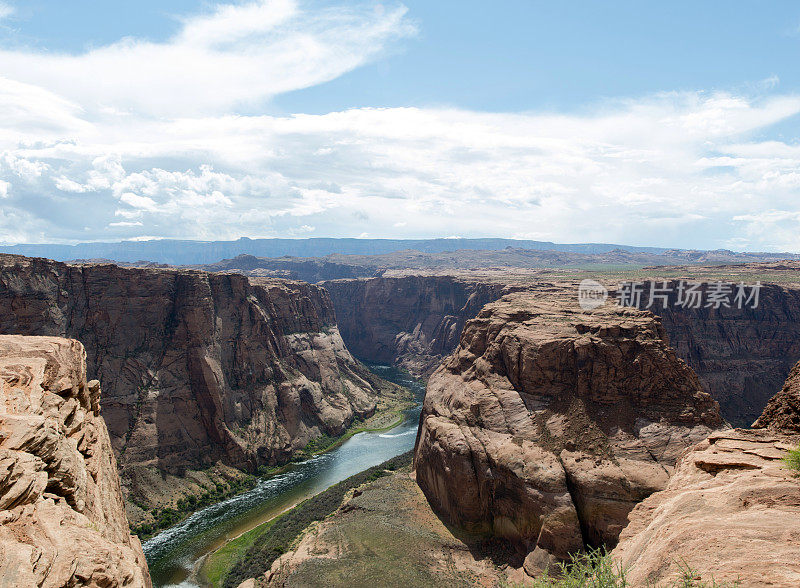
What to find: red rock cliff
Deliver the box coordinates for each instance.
[413,291,722,574]
[0,335,151,587]
[323,276,508,375]
[0,255,397,510]
[613,362,800,587]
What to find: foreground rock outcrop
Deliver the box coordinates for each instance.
[0,254,401,515]
[614,371,800,587]
[612,428,800,587]
[0,335,151,587]
[413,291,723,573]
[323,276,508,375]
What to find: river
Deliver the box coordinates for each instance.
[142,365,425,587]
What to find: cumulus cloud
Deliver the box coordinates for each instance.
[0,1,799,251]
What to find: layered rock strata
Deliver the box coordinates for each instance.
[323,276,508,375]
[752,357,800,432]
[413,291,723,572]
[0,335,151,587]
[0,254,400,514]
[632,282,800,427]
[613,371,800,587]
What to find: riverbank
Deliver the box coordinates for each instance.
[133,384,414,542]
[205,452,414,587]
[236,458,512,588]
[142,364,426,587]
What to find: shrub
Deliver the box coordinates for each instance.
[782,445,800,472]
[525,548,627,588]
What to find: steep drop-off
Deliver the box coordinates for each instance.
[413,291,723,575]
[613,362,800,587]
[0,335,151,587]
[323,276,508,375]
[0,255,402,517]
[631,281,800,427]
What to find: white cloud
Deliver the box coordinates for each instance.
[0,0,414,117]
[0,2,13,20]
[0,2,799,251]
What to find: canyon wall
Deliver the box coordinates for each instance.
[0,335,151,587]
[613,361,800,587]
[0,254,400,513]
[413,291,723,575]
[633,282,800,427]
[323,275,800,425]
[323,276,509,375]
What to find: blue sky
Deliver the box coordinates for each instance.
[9,1,800,114]
[1,1,800,250]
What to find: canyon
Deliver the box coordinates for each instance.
[0,254,406,523]
[1,251,800,586]
[413,290,724,573]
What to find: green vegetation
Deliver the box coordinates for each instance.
[783,445,800,472]
[218,451,413,588]
[524,549,628,588]
[202,519,277,587]
[132,393,410,541]
[509,550,739,588]
[132,475,257,540]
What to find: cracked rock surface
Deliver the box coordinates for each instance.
[0,335,150,587]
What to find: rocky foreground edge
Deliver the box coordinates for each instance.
[0,335,151,588]
[612,358,800,587]
[413,290,724,576]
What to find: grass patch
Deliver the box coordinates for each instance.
[221,451,413,588]
[201,519,277,587]
[782,445,800,472]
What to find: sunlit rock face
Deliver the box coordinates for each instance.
[0,335,151,587]
[614,364,800,587]
[414,291,723,573]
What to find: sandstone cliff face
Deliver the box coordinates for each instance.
[634,283,800,427]
[0,335,151,587]
[0,255,396,512]
[413,291,722,572]
[613,363,800,587]
[323,276,507,376]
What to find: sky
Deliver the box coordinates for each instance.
[1,1,800,251]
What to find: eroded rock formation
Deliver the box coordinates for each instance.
[413,291,723,573]
[613,380,800,587]
[0,254,401,515]
[323,276,508,375]
[753,357,800,432]
[0,335,151,587]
